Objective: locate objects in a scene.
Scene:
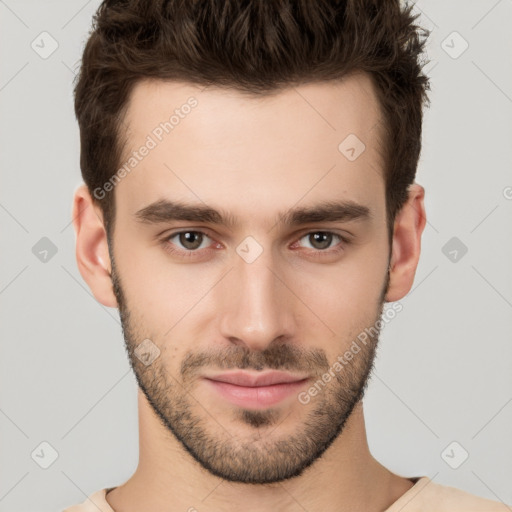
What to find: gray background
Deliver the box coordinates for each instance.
[1,1,511,510]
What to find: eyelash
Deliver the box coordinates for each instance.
[161,230,350,259]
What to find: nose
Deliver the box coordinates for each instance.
[218,247,296,352]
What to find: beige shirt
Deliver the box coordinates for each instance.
[62,476,509,511]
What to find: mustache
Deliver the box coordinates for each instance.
[180,343,330,379]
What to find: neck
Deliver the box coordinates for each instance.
[106,390,414,512]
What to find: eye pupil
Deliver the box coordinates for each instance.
[310,232,332,250]
[180,231,202,250]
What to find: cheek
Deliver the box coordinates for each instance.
[298,271,384,333]
[294,250,388,337]
[115,231,207,314]
[287,203,388,301]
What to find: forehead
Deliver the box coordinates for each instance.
[115,73,386,224]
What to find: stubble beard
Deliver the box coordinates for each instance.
[110,255,389,484]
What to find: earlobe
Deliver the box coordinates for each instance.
[385,184,426,302]
[72,184,118,308]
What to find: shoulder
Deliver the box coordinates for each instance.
[386,476,510,512]
[62,488,114,512]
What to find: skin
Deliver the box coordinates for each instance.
[72,71,426,512]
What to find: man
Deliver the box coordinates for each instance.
[64,0,507,510]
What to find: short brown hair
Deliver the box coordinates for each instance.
[74,0,431,240]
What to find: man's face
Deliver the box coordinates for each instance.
[109,73,391,484]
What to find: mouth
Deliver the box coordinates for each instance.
[202,370,310,409]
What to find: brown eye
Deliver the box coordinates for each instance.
[177,231,205,250]
[304,232,337,250]
[165,231,212,252]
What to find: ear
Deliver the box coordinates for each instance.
[385,183,426,302]
[71,184,118,308]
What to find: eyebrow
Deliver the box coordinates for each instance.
[134,198,371,228]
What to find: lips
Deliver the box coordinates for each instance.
[204,370,309,387]
[202,371,310,409]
